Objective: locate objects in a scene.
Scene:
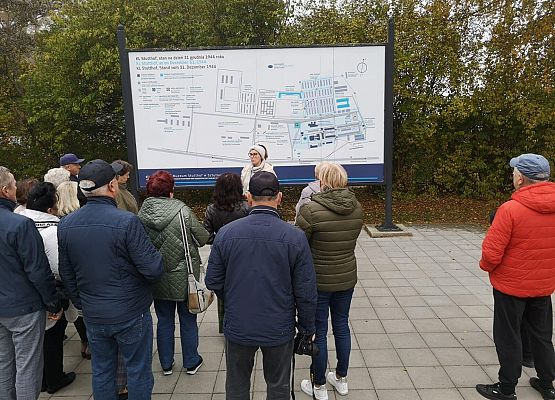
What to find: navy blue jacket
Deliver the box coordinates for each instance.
[58,196,163,324]
[206,206,317,347]
[0,198,59,317]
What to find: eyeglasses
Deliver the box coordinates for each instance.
[248,152,260,157]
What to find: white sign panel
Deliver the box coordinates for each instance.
[127,46,385,186]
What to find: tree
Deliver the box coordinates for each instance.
[283,0,554,198]
[3,0,553,198]
[16,0,288,177]
[207,0,288,46]
[0,0,57,175]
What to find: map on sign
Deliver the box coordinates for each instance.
[127,46,385,186]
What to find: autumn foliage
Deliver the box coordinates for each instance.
[0,0,553,199]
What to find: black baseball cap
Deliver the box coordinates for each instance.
[79,159,123,191]
[249,171,279,196]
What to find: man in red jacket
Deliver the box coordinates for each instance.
[476,154,555,400]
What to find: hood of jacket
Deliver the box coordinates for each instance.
[511,181,555,214]
[312,188,359,215]
[307,180,320,194]
[19,208,60,229]
[139,197,183,231]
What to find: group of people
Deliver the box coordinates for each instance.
[0,145,364,400]
[205,155,363,400]
[2,154,141,399]
[2,147,555,400]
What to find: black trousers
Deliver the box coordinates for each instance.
[521,320,533,361]
[74,316,88,343]
[493,288,555,394]
[225,338,293,400]
[42,314,68,389]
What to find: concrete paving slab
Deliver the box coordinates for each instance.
[406,366,454,389]
[48,225,552,399]
[418,388,465,400]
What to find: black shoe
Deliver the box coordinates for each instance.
[530,377,555,400]
[476,383,516,400]
[522,358,535,368]
[118,391,129,400]
[47,372,76,394]
[186,355,203,375]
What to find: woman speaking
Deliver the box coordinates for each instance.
[240,144,275,194]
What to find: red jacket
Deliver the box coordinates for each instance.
[480,181,555,297]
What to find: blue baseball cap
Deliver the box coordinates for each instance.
[509,153,550,180]
[60,153,84,166]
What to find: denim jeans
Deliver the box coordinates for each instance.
[154,299,201,369]
[313,288,354,385]
[87,312,153,400]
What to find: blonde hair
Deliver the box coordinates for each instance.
[56,181,80,216]
[44,167,70,188]
[319,163,348,190]
[314,161,329,180]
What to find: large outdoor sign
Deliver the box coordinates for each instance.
[124,45,386,187]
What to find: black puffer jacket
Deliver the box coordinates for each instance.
[295,188,363,292]
[204,201,249,244]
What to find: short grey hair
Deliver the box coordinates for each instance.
[514,167,545,185]
[79,181,109,197]
[251,194,278,202]
[44,167,70,188]
[0,166,12,188]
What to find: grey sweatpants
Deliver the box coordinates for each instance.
[0,311,46,400]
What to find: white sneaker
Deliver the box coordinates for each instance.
[300,379,328,400]
[326,371,348,395]
[162,361,174,376]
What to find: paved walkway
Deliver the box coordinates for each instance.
[41,225,548,399]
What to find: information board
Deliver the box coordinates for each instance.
[127,46,386,187]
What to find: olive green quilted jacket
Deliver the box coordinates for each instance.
[138,197,209,301]
[295,188,363,292]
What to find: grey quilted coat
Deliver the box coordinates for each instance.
[138,197,209,302]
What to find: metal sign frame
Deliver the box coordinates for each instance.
[117,19,397,229]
